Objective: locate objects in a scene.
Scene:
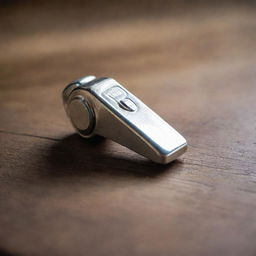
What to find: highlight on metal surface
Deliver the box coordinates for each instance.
[62,76,187,164]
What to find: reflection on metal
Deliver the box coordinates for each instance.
[62,76,187,164]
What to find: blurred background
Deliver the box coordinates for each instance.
[1,1,256,256]
[1,0,256,90]
[1,0,256,137]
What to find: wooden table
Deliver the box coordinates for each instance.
[1,1,256,255]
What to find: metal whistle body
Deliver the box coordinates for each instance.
[62,76,187,164]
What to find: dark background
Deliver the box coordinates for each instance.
[1,1,256,256]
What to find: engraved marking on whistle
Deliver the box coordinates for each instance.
[103,86,137,112]
[119,98,137,112]
[104,86,127,100]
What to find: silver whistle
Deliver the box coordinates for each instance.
[62,76,187,164]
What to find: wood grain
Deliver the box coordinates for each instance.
[0,1,256,256]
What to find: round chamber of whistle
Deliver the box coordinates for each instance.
[67,95,95,137]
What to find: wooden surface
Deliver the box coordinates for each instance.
[1,1,256,255]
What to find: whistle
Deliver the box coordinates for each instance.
[62,76,187,164]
